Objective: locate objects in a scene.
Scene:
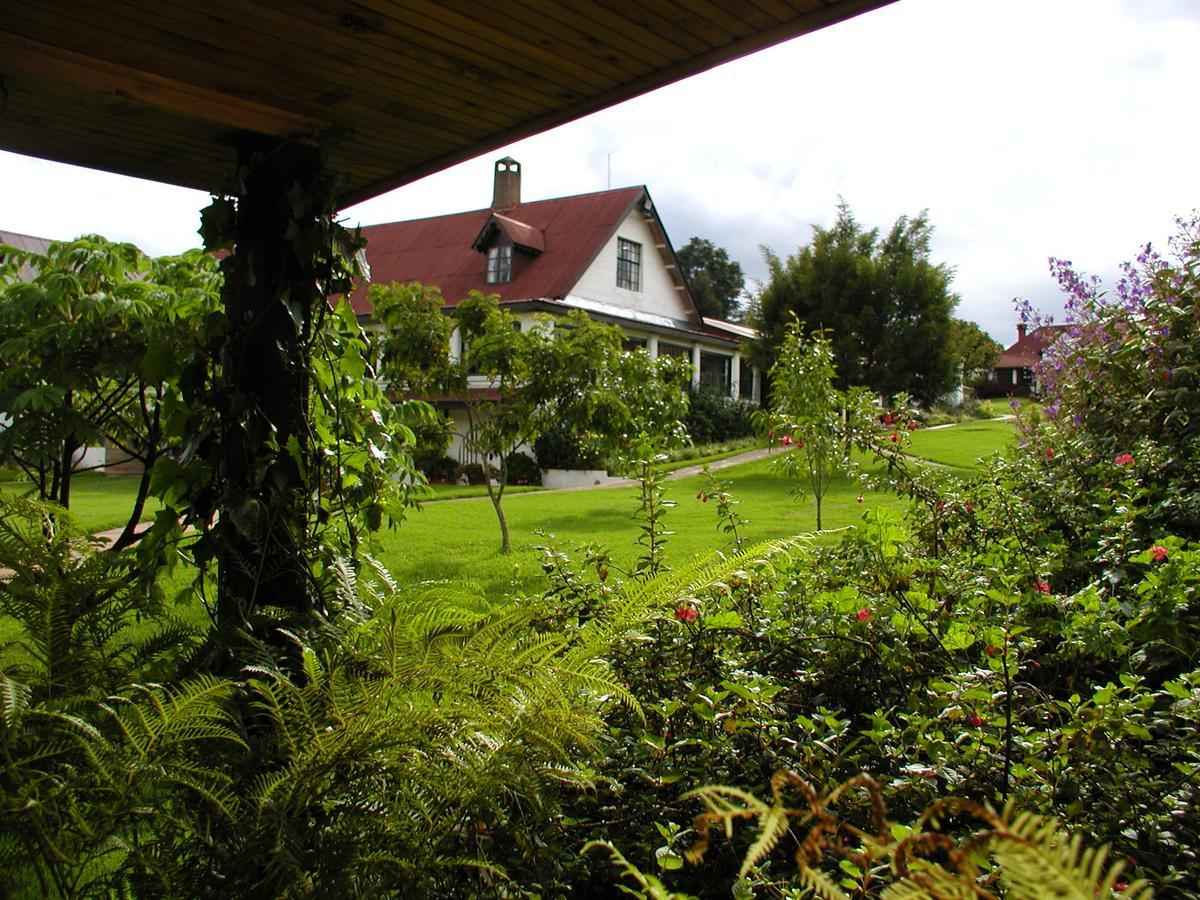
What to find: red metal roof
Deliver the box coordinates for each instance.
[350,186,645,315]
[995,324,1069,369]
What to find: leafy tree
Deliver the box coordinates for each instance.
[761,324,842,530]
[948,317,1003,383]
[676,237,746,321]
[752,201,958,406]
[373,284,687,553]
[0,236,221,549]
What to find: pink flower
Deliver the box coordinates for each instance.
[780,434,793,447]
[1149,545,1169,562]
[674,606,697,623]
[856,607,871,623]
[1114,453,1135,465]
[1034,580,1051,594]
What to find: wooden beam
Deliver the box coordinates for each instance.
[0,30,329,139]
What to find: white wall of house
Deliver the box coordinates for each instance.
[570,211,692,322]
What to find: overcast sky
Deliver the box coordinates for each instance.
[3,0,1197,345]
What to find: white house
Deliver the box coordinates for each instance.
[348,157,758,459]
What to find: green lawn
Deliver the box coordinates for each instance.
[904,419,1017,472]
[0,420,1016,600]
[0,473,161,534]
[372,456,902,598]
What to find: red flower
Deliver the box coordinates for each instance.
[965,501,975,513]
[1149,545,1169,562]
[1113,882,1129,893]
[796,439,805,448]
[907,421,918,431]
[1034,580,1051,594]
[856,493,864,504]
[884,414,894,426]
[889,430,899,443]
[936,501,946,512]
[970,713,983,727]
[1114,453,1135,465]
[856,607,871,623]
[1045,448,1055,459]
[674,606,697,623]
[985,646,999,656]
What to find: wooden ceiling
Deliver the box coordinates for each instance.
[0,1,894,207]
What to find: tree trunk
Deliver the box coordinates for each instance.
[214,137,322,662]
[484,463,510,554]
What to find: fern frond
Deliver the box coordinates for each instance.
[797,863,852,899]
[0,673,31,732]
[582,840,696,900]
[989,806,1152,900]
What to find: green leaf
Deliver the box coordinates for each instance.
[198,197,236,252]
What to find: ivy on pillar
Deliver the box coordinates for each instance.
[197,135,359,665]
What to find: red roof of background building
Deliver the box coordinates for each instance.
[349,186,646,315]
[995,324,1069,369]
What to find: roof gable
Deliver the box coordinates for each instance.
[471,212,545,254]
[351,186,646,314]
[995,324,1069,368]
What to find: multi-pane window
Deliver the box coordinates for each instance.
[616,238,641,290]
[699,352,732,395]
[486,244,512,283]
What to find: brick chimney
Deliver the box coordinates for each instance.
[492,156,521,208]
[1017,322,1027,340]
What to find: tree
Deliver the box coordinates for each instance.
[947,318,1002,384]
[373,285,687,553]
[752,202,958,406]
[761,324,842,530]
[676,237,746,321]
[0,236,221,549]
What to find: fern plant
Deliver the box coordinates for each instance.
[0,495,197,699]
[681,770,1153,899]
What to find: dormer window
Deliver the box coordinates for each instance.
[486,244,512,283]
[617,238,641,291]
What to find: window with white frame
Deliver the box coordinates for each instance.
[486,244,512,283]
[616,238,641,291]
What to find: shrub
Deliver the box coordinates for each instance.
[410,412,454,474]
[533,421,605,470]
[456,461,498,485]
[420,454,458,482]
[504,451,541,485]
[684,387,756,445]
